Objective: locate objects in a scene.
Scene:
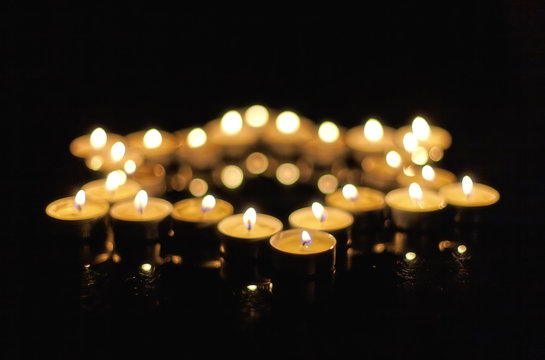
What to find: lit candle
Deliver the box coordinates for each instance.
[206,110,260,159]
[345,118,396,161]
[129,163,167,196]
[396,164,456,190]
[385,182,447,230]
[82,170,141,203]
[302,120,347,167]
[69,127,126,159]
[83,139,144,173]
[175,127,221,170]
[361,151,403,191]
[394,116,452,153]
[125,128,179,163]
[261,110,315,158]
[269,229,336,276]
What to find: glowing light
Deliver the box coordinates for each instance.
[74,190,86,211]
[429,146,444,162]
[87,155,103,171]
[363,118,383,142]
[403,165,416,177]
[462,176,474,198]
[90,127,107,149]
[134,190,148,214]
[312,202,327,222]
[342,184,359,201]
[276,163,300,185]
[221,165,244,189]
[405,252,417,261]
[243,207,257,231]
[422,165,436,182]
[301,230,312,248]
[245,105,269,128]
[457,244,468,254]
[317,174,338,194]
[386,150,402,168]
[187,128,207,148]
[245,152,269,175]
[143,129,162,149]
[438,240,452,252]
[105,171,122,193]
[201,194,216,213]
[409,183,423,207]
[220,110,243,135]
[124,159,136,174]
[318,121,340,143]
[373,243,385,253]
[189,178,208,197]
[140,263,152,272]
[110,141,125,162]
[246,284,258,291]
[276,111,300,134]
[403,132,418,152]
[412,116,431,140]
[411,146,429,165]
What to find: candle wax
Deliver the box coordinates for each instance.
[82,179,141,203]
[217,214,283,241]
[110,198,173,222]
[172,198,233,223]
[46,197,109,221]
[270,229,336,255]
[439,182,500,207]
[385,188,446,212]
[345,125,396,154]
[289,206,354,232]
[125,130,179,158]
[325,187,385,214]
[394,125,452,150]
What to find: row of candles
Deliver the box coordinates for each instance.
[46,105,500,276]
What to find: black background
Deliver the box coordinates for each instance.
[4,2,545,359]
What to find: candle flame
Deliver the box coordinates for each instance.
[245,152,269,175]
[412,116,431,140]
[243,207,257,231]
[363,118,383,142]
[74,190,86,211]
[105,171,122,193]
[311,202,327,222]
[134,190,148,214]
[301,230,312,248]
[124,159,136,174]
[386,150,402,168]
[405,251,417,261]
[276,163,300,186]
[187,127,207,148]
[110,141,126,162]
[276,111,300,134]
[403,132,418,152]
[90,127,107,149]
[318,121,340,143]
[201,194,216,212]
[421,165,436,182]
[221,165,244,189]
[221,110,243,135]
[143,129,162,149]
[342,184,359,201]
[411,146,429,165]
[409,183,423,207]
[462,175,474,198]
[245,105,269,128]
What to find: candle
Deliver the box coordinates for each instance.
[175,127,221,170]
[361,151,403,191]
[302,121,347,168]
[394,116,452,153]
[129,163,167,196]
[82,170,141,203]
[261,111,315,158]
[439,175,500,224]
[168,195,234,266]
[345,118,396,161]
[69,127,126,159]
[83,140,144,173]
[269,229,336,276]
[206,110,260,159]
[396,164,456,190]
[385,183,447,230]
[125,128,179,163]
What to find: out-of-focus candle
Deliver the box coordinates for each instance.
[126,128,179,163]
[70,127,126,159]
[175,127,221,170]
[302,121,347,167]
[394,116,452,152]
[396,165,456,190]
[206,110,260,159]
[261,111,315,158]
[82,170,141,203]
[325,184,386,228]
[361,152,403,191]
[345,118,396,160]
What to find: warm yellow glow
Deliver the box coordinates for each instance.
[187,127,207,148]
[221,165,244,189]
[90,127,107,149]
[201,194,216,212]
[412,116,431,140]
[134,190,148,213]
[363,118,383,142]
[411,146,428,165]
[312,202,327,222]
[386,150,402,168]
[409,183,423,207]
[246,284,258,291]
[318,121,340,143]
[189,178,208,197]
[317,174,338,194]
[457,244,468,254]
[110,141,125,162]
[429,146,444,162]
[301,230,312,248]
[140,263,152,272]
[276,111,300,134]
[438,240,452,252]
[421,165,436,182]
[403,132,418,152]
[373,243,385,253]
[245,152,269,175]
[105,171,122,193]
[124,159,136,174]
[276,163,300,185]
[462,176,474,198]
[74,190,86,211]
[143,129,162,149]
[405,251,417,261]
[88,155,103,171]
[245,105,269,128]
[403,165,416,177]
[220,110,243,135]
[342,184,359,201]
[243,207,257,231]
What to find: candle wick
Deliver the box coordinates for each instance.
[246,219,252,231]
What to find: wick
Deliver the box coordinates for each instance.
[75,204,83,212]
[246,220,253,231]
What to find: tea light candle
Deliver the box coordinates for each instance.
[394,116,452,151]
[385,183,447,230]
[69,127,126,159]
[361,152,403,191]
[206,110,260,159]
[175,127,221,170]
[396,165,456,190]
[261,111,315,158]
[82,170,141,203]
[345,118,396,160]
[84,140,144,173]
[302,121,347,167]
[269,229,336,276]
[325,185,385,229]
[125,128,179,163]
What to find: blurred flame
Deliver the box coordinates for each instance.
[409,183,423,207]
[276,163,300,185]
[189,178,208,197]
[106,171,122,192]
[221,110,243,135]
[386,150,402,168]
[403,165,416,177]
[342,184,359,201]
[74,190,86,211]
[403,132,418,152]
[318,121,340,143]
[201,194,216,212]
[276,111,300,134]
[312,202,327,222]
[405,251,417,261]
[462,175,473,198]
[90,127,107,149]
[124,159,136,174]
[363,118,383,142]
[411,146,428,165]
[421,165,435,182]
[140,263,152,272]
[144,129,162,149]
[243,207,257,231]
[134,190,148,213]
[301,230,312,248]
[245,105,269,128]
[245,152,269,175]
[412,116,430,140]
[317,174,338,194]
[110,141,125,162]
[187,127,207,148]
[221,165,244,189]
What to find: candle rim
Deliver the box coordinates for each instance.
[217,213,283,240]
[289,206,354,231]
[325,186,385,212]
[69,132,126,158]
[172,197,234,223]
[269,228,337,255]
[385,187,447,212]
[45,196,109,221]
[110,197,173,222]
[439,182,500,207]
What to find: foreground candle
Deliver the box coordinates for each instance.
[394,116,452,152]
[269,229,336,276]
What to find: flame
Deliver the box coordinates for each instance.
[243,207,257,231]
[74,190,86,211]
[220,165,244,189]
[276,163,300,186]
[421,165,435,181]
[140,263,152,272]
[412,116,431,140]
[90,127,107,149]
[110,141,126,162]
[457,244,468,254]
[342,184,359,201]
[405,252,417,261]
[245,152,269,175]
[411,146,428,165]
[220,110,243,135]
[143,129,162,149]
[245,105,269,128]
[403,132,418,152]
[187,127,207,148]
[105,171,122,193]
[386,150,402,168]
[201,194,216,212]
[312,202,327,222]
[363,118,383,142]
[276,111,300,134]
[403,165,416,177]
[134,190,148,214]
[409,183,423,207]
[124,159,136,174]
[318,121,340,143]
[189,178,208,197]
[301,230,312,248]
[317,174,338,194]
[462,175,473,198]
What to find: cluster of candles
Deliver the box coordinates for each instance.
[46,105,500,276]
